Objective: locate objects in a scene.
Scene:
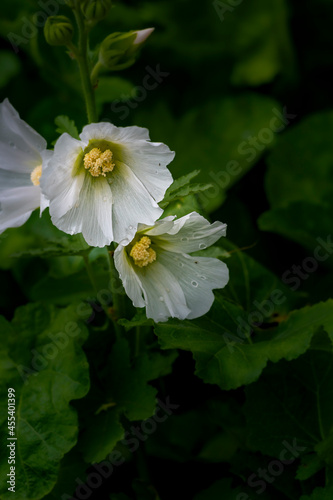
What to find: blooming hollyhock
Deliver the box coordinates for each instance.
[114,212,229,322]
[0,99,50,234]
[40,123,174,247]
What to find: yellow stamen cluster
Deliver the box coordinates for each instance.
[30,165,42,186]
[84,148,115,177]
[130,236,156,268]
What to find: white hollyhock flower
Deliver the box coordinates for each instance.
[0,99,50,234]
[40,123,174,247]
[114,212,229,322]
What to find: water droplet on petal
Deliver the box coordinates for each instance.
[129,225,133,231]
[179,262,184,267]
[159,296,164,301]
[191,280,198,287]
[199,243,207,250]
[181,237,188,242]
[199,275,207,280]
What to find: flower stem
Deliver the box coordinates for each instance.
[73,5,97,123]
[90,61,103,87]
[82,253,111,322]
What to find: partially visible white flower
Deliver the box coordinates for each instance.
[0,99,50,234]
[41,123,174,247]
[114,212,229,322]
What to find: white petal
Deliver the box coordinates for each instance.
[158,251,229,319]
[52,176,113,247]
[114,246,146,308]
[137,260,191,322]
[0,186,40,233]
[0,99,46,159]
[80,122,150,143]
[155,212,227,253]
[111,160,163,244]
[39,193,49,215]
[134,28,154,45]
[0,140,42,174]
[119,141,174,202]
[0,164,31,190]
[40,134,85,219]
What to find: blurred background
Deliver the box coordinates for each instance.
[1,1,333,498]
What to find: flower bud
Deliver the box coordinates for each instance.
[81,0,112,22]
[44,16,74,46]
[99,28,154,71]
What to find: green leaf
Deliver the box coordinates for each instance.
[95,76,136,115]
[12,235,90,259]
[244,333,333,460]
[135,94,283,212]
[159,170,212,209]
[0,303,90,500]
[156,298,333,390]
[265,110,333,209]
[80,408,125,464]
[118,310,154,331]
[258,201,333,269]
[79,338,176,463]
[54,115,80,140]
[296,454,324,481]
[300,483,333,500]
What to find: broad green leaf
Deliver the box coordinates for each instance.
[41,450,87,500]
[79,339,177,463]
[95,76,136,115]
[244,333,333,461]
[0,303,90,500]
[156,299,333,390]
[54,115,80,140]
[80,408,125,464]
[265,111,333,209]
[300,483,333,500]
[135,94,282,212]
[12,235,90,259]
[296,454,324,481]
[258,201,333,270]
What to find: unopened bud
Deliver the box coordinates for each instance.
[44,16,74,46]
[99,28,154,71]
[81,0,112,22]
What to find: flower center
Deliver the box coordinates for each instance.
[130,236,156,268]
[84,148,115,177]
[30,165,42,186]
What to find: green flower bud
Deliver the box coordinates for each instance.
[99,28,154,71]
[44,16,74,46]
[81,0,112,22]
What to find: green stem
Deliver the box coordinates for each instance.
[90,60,103,87]
[83,254,110,320]
[73,7,97,123]
[106,246,126,336]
